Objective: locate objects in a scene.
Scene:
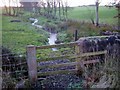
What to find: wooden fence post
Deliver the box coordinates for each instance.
[75,40,84,71]
[75,44,80,70]
[26,45,37,82]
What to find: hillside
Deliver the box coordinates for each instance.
[2,15,49,53]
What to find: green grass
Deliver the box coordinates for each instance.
[2,15,49,53]
[67,6,117,25]
[2,6,118,53]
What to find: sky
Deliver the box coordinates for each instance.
[0,0,119,7]
[67,0,119,6]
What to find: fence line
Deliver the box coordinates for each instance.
[36,42,77,49]
[37,59,100,71]
[2,53,28,81]
[2,62,27,67]
[38,69,76,77]
[36,55,105,77]
[0,52,26,57]
[26,36,108,82]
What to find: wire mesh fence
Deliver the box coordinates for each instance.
[1,52,28,81]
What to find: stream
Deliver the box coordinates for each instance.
[28,17,84,87]
[29,18,58,51]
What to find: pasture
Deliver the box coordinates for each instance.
[2,15,49,53]
[1,5,120,89]
[67,6,118,25]
[2,6,118,53]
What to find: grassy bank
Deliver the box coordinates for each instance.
[2,15,49,53]
[2,6,118,53]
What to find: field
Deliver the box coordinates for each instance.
[67,6,118,25]
[2,6,118,53]
[1,6,119,89]
[2,15,49,53]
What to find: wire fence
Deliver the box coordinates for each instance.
[1,37,120,80]
[2,52,28,81]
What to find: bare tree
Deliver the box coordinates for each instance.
[65,1,68,20]
[32,2,39,15]
[2,0,20,16]
[8,0,11,15]
[4,5,9,15]
[58,1,61,20]
[4,0,13,15]
[19,0,68,20]
[49,0,54,18]
[61,0,65,20]
[40,0,47,16]
[46,0,50,17]
[12,0,20,16]
[37,1,41,15]
[2,0,9,15]
[53,0,57,19]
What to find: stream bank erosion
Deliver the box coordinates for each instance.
[29,18,58,51]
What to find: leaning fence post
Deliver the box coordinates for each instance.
[26,45,37,82]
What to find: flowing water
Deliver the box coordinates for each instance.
[29,18,58,51]
[48,33,58,51]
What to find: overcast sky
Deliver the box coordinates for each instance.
[67,0,118,6]
[0,0,119,7]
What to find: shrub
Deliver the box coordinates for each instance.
[2,46,17,70]
[57,19,101,42]
[2,46,28,80]
[91,44,120,88]
[44,23,57,33]
[2,72,17,89]
[57,22,68,31]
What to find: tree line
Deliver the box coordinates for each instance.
[2,0,119,27]
[2,0,68,20]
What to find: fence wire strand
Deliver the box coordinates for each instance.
[2,53,28,81]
